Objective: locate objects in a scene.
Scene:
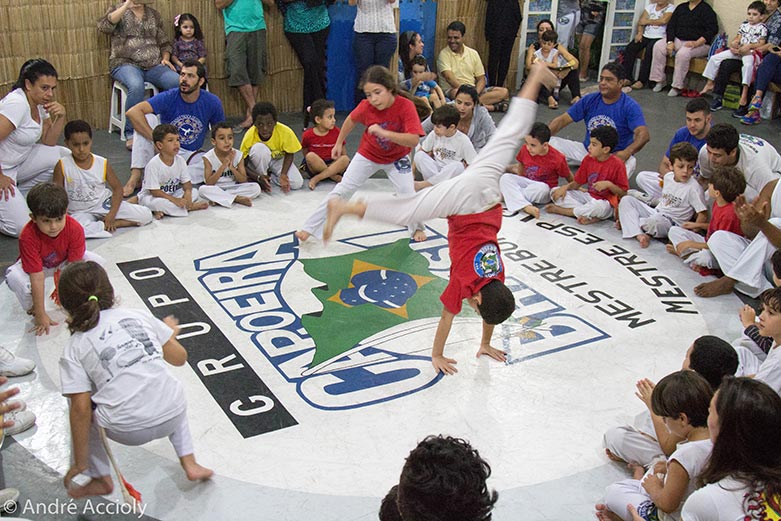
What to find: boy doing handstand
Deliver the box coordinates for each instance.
[323,62,557,375]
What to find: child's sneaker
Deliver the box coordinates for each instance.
[710,97,723,111]
[740,110,761,125]
[732,104,749,118]
[0,347,35,377]
[5,409,35,436]
[627,189,659,207]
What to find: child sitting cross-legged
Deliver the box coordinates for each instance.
[617,142,707,248]
[666,165,746,273]
[597,370,714,521]
[546,125,629,225]
[402,55,447,111]
[301,99,350,191]
[414,104,476,191]
[137,124,209,219]
[199,122,261,208]
[54,120,153,238]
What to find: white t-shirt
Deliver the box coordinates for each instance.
[139,154,191,196]
[755,343,781,396]
[643,2,675,40]
[203,148,242,187]
[58,154,111,213]
[665,438,713,520]
[0,88,47,177]
[682,477,753,521]
[59,308,186,432]
[697,135,781,201]
[657,172,708,224]
[419,130,477,165]
[533,47,569,68]
[353,0,395,33]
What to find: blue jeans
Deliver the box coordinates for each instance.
[111,64,180,135]
[352,32,397,104]
[755,53,781,95]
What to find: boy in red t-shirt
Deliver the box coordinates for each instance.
[499,121,572,219]
[4,183,104,336]
[321,63,558,375]
[667,165,747,273]
[546,125,629,225]
[302,99,350,190]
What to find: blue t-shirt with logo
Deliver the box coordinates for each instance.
[567,92,646,153]
[665,126,707,158]
[148,89,225,152]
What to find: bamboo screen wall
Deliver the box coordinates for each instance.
[0,0,521,129]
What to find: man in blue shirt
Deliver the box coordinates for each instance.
[125,62,225,196]
[548,62,650,178]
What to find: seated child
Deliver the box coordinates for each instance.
[137,124,209,219]
[301,99,350,191]
[546,125,629,225]
[666,165,746,272]
[414,104,476,191]
[53,120,153,239]
[499,121,573,219]
[4,183,104,336]
[402,55,446,111]
[603,335,738,468]
[199,122,261,207]
[734,250,781,362]
[58,261,212,499]
[533,29,580,109]
[617,142,707,248]
[752,287,781,395]
[240,101,304,192]
[597,371,714,521]
[700,1,767,111]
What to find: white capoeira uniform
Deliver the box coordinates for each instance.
[500,175,556,211]
[603,411,666,468]
[59,154,153,238]
[245,143,305,191]
[414,130,475,185]
[198,148,262,207]
[706,180,781,297]
[361,97,537,225]
[549,137,638,179]
[131,114,205,185]
[138,155,202,217]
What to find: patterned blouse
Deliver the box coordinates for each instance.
[173,38,207,66]
[98,4,172,71]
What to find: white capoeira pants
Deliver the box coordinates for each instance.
[499,174,553,213]
[703,49,757,85]
[138,187,203,217]
[301,152,420,239]
[618,196,674,239]
[549,137,637,178]
[603,476,661,521]
[706,218,781,297]
[246,143,304,190]
[71,194,154,239]
[550,189,614,220]
[603,424,664,468]
[415,153,466,185]
[0,144,69,238]
[199,183,262,207]
[86,409,193,478]
[667,226,717,269]
[635,170,663,201]
[131,114,205,184]
[362,97,537,225]
[5,250,106,311]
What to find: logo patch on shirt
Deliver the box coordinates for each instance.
[473,243,502,278]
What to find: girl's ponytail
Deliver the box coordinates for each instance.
[59,261,115,334]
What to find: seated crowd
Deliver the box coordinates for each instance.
[1,0,781,518]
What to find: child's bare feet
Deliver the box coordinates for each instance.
[614,219,622,231]
[412,229,427,242]
[414,180,432,192]
[636,233,651,248]
[700,81,714,96]
[628,462,645,480]
[180,454,214,481]
[235,196,252,207]
[595,503,623,521]
[153,211,165,220]
[122,171,142,197]
[67,476,113,499]
[189,201,209,211]
[605,448,625,463]
[522,205,540,219]
[324,198,346,242]
[308,178,319,190]
[295,230,311,243]
[665,243,678,255]
[576,216,600,225]
[544,203,562,215]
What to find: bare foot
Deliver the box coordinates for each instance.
[665,243,677,255]
[576,216,601,225]
[308,178,318,190]
[694,277,736,297]
[412,229,427,242]
[414,180,432,192]
[295,230,311,243]
[67,476,114,499]
[180,454,214,481]
[333,174,343,183]
[628,462,645,480]
[522,205,540,219]
[122,178,141,197]
[153,211,164,220]
[631,81,643,90]
[544,203,561,214]
[323,198,346,242]
[605,448,625,463]
[615,219,622,231]
[636,234,651,248]
[595,503,623,521]
[126,195,139,204]
[235,196,252,207]
[189,201,209,211]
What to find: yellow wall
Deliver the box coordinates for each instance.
[711,0,744,35]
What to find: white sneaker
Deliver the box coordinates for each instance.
[628,189,655,205]
[0,488,19,512]
[652,81,667,92]
[0,348,35,377]
[667,88,681,97]
[5,409,35,436]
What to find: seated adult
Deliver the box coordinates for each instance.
[398,30,436,84]
[421,84,496,151]
[695,123,781,201]
[620,0,674,90]
[525,19,581,107]
[124,62,225,195]
[634,97,711,202]
[98,0,180,148]
[648,0,718,97]
[548,62,649,177]
[437,21,509,111]
[0,59,68,237]
[741,0,781,124]
[681,377,781,520]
